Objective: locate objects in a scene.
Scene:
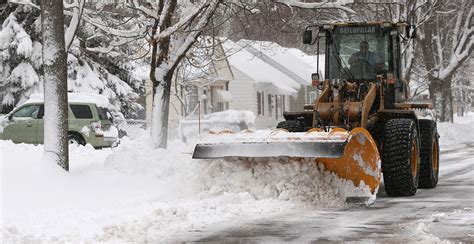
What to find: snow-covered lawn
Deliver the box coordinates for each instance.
[1,138,352,242]
[2,112,474,242]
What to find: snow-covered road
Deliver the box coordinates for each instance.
[176,141,474,243]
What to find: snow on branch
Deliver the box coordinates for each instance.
[272,0,356,14]
[129,0,160,19]
[155,2,211,40]
[438,6,473,80]
[81,13,145,38]
[64,0,85,51]
[7,0,40,9]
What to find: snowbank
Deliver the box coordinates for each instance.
[203,109,255,126]
[180,110,256,142]
[1,134,368,242]
[437,112,474,145]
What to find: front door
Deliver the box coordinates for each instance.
[3,104,41,144]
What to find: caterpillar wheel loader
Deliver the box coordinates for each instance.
[192,22,440,198]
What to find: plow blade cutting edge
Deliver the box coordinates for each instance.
[193,128,382,193]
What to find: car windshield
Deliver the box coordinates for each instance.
[328,26,390,81]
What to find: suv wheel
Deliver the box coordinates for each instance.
[68,133,85,146]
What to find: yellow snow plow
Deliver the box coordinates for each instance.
[193,22,440,198]
[193,127,381,193]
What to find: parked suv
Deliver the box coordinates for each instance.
[0,93,119,148]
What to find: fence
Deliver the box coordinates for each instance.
[114,119,149,139]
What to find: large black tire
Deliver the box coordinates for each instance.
[276,120,304,132]
[68,133,85,146]
[418,119,440,188]
[382,119,421,197]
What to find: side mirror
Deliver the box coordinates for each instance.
[303,30,313,44]
[8,114,13,121]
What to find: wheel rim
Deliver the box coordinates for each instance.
[433,138,439,173]
[411,139,419,177]
[69,138,79,145]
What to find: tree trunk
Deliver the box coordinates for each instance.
[429,77,453,122]
[41,0,69,170]
[151,71,173,149]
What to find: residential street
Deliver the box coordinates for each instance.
[176,142,474,243]
[1,1,473,243]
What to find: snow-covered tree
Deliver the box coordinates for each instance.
[0,4,42,110]
[123,0,223,149]
[0,1,143,117]
[418,0,473,122]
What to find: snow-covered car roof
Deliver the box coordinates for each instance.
[24,93,110,108]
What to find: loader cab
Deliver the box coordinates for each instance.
[327,25,390,81]
[324,24,401,82]
[305,22,414,103]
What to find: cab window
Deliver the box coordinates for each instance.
[70,105,93,119]
[13,105,41,119]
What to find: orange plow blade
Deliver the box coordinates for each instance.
[193,127,381,194]
[316,128,381,193]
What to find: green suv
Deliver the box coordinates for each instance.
[0,93,119,148]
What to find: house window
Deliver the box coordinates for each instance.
[216,102,224,112]
[185,86,198,116]
[282,95,286,112]
[203,89,208,115]
[257,91,265,116]
[257,92,261,115]
[268,94,273,117]
[309,91,318,104]
[275,95,279,119]
[277,95,283,119]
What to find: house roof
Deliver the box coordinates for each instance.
[240,40,324,86]
[222,40,301,95]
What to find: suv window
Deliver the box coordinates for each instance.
[70,105,93,119]
[13,105,41,119]
[96,106,112,121]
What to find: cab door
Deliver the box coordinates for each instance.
[3,104,41,144]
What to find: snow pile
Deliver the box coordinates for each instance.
[437,112,474,145]
[102,137,359,205]
[0,115,8,133]
[408,208,473,243]
[0,134,370,242]
[203,109,255,127]
[180,110,256,142]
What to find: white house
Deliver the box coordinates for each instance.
[163,39,325,133]
[167,40,234,136]
[223,40,301,129]
[222,40,325,129]
[240,40,325,112]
